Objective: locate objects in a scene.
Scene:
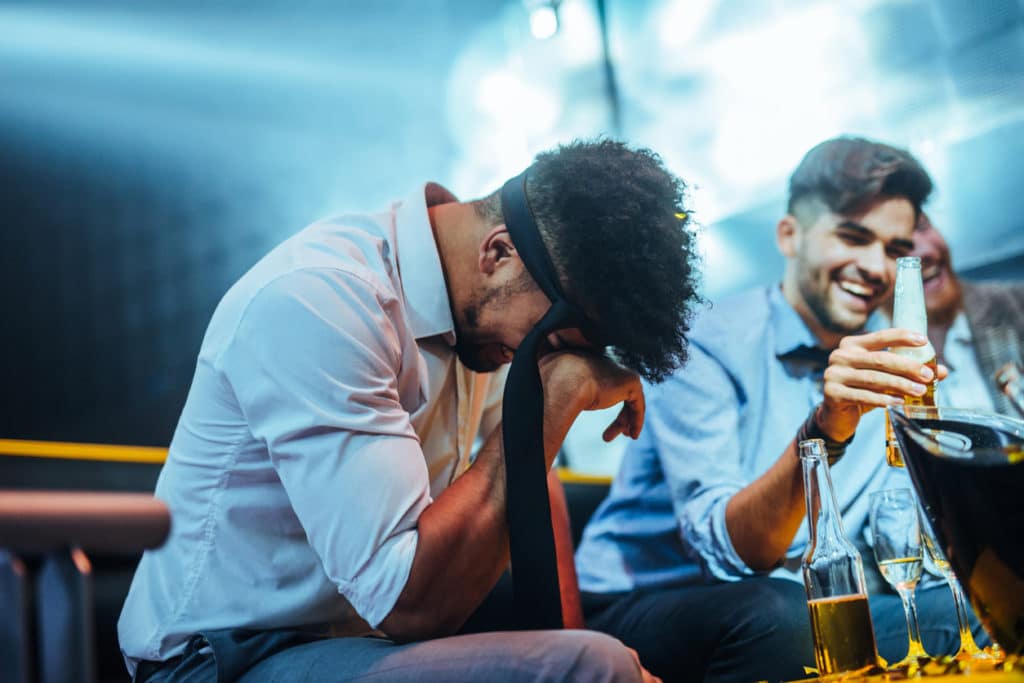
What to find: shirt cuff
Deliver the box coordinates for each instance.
[339,528,419,629]
[683,495,759,582]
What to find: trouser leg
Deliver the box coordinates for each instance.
[586,578,814,683]
[237,629,644,683]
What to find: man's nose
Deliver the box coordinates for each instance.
[858,243,888,283]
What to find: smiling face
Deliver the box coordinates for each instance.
[780,196,917,346]
[911,213,961,325]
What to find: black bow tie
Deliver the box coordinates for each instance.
[779,344,832,369]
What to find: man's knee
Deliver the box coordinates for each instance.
[547,630,642,683]
[730,579,811,640]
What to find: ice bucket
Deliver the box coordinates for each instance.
[889,405,1024,655]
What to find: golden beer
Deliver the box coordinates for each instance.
[885,356,938,467]
[808,594,880,675]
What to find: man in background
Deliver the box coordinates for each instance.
[910,213,1024,415]
[575,136,988,682]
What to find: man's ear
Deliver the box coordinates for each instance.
[776,215,801,258]
[479,225,517,276]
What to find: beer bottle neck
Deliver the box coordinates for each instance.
[801,450,858,558]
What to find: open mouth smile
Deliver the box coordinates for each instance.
[837,279,879,302]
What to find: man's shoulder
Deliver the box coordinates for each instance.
[690,286,774,344]
[241,215,398,301]
[205,215,404,351]
[962,279,1024,298]
[961,279,1024,326]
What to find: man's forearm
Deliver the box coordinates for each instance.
[379,373,588,641]
[723,438,806,571]
[378,428,511,642]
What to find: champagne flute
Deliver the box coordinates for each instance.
[917,507,1002,662]
[870,488,930,671]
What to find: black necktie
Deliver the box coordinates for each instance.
[780,344,831,371]
[499,172,594,630]
[501,301,574,630]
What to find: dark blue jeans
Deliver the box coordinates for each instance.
[584,578,814,683]
[583,579,993,683]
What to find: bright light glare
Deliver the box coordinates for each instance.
[474,69,560,131]
[706,5,860,187]
[558,0,600,67]
[529,6,559,40]
[655,0,717,53]
[695,228,756,299]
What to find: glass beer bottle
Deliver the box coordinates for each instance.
[801,439,882,676]
[885,256,938,467]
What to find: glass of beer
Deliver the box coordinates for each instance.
[870,488,930,670]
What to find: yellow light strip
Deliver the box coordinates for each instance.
[556,468,612,486]
[0,439,168,464]
[0,442,617,479]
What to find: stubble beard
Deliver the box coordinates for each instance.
[800,272,870,338]
[453,286,504,373]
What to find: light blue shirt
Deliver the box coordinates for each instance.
[576,285,911,593]
[118,185,505,674]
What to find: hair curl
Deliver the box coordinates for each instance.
[478,139,702,383]
[787,136,933,223]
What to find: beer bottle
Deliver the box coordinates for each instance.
[885,256,938,467]
[801,439,883,676]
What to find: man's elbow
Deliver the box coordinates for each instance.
[741,552,784,573]
[377,603,460,643]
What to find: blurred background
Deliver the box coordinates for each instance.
[2,0,1023,471]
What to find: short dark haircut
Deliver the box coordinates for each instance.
[475,139,702,383]
[787,136,933,223]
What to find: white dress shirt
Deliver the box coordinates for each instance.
[118,184,505,674]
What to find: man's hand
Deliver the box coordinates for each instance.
[625,646,663,683]
[539,351,645,444]
[818,328,948,442]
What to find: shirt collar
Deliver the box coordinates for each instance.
[947,311,973,345]
[769,283,887,358]
[393,182,459,343]
[770,284,823,358]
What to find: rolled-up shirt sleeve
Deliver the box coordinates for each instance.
[216,267,429,628]
[648,339,759,581]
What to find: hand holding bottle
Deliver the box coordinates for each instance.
[817,329,945,443]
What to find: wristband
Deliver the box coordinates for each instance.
[796,406,854,466]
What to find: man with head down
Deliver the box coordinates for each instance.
[118,139,702,682]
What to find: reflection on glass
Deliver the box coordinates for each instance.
[918,506,999,662]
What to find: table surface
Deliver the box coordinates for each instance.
[797,658,1023,682]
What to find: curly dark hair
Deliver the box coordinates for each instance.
[787,136,933,223]
[475,139,702,383]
